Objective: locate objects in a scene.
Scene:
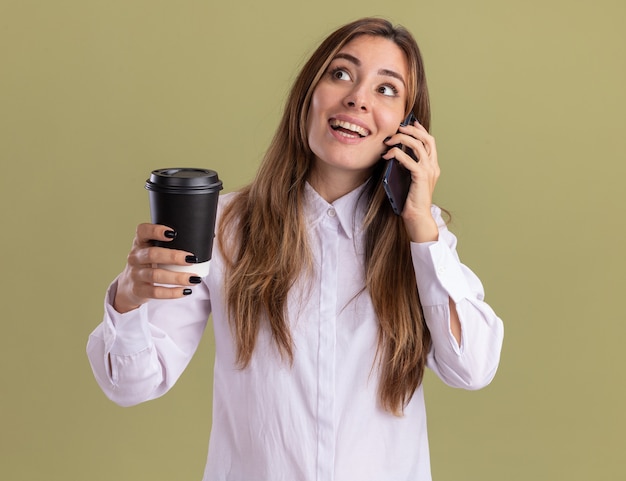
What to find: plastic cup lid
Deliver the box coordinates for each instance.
[145,168,223,193]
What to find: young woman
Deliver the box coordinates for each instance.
[87,17,504,481]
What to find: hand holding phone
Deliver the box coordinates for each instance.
[382,113,418,215]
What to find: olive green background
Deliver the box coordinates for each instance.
[1,0,624,479]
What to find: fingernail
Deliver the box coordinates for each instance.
[189,276,202,284]
[185,255,198,264]
[164,230,177,239]
[384,136,392,143]
[183,288,193,296]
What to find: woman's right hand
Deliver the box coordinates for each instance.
[113,223,201,313]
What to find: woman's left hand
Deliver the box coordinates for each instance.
[382,120,440,243]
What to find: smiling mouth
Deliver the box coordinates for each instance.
[329,119,370,138]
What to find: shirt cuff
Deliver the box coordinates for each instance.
[103,279,153,356]
[411,240,474,307]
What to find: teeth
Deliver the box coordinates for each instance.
[330,119,369,137]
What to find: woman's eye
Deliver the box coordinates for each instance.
[330,68,351,81]
[378,84,399,97]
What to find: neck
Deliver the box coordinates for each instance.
[308,165,372,203]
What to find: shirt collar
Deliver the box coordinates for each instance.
[303,181,369,239]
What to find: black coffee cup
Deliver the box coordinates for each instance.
[145,168,223,276]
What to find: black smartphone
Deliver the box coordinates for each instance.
[382,112,418,215]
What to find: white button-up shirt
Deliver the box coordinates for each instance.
[87,182,504,481]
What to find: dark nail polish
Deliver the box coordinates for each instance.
[183,288,193,296]
[185,255,198,264]
[384,136,392,143]
[189,276,202,284]
[164,230,177,239]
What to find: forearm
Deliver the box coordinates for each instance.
[410,208,504,389]
[86,278,211,406]
[423,298,503,389]
[87,318,164,407]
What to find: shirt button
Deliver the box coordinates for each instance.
[436,265,446,276]
[327,208,336,217]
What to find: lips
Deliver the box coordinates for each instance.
[329,118,371,138]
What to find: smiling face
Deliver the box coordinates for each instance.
[306,35,409,197]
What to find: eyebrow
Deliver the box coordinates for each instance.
[333,52,406,87]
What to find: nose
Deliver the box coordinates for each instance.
[343,85,370,112]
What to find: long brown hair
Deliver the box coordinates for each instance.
[218,17,432,415]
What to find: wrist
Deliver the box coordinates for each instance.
[112,275,143,314]
[403,212,439,243]
[113,293,141,314]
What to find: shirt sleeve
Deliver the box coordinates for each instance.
[411,206,504,390]
[86,277,211,407]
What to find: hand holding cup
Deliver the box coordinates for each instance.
[113,223,203,313]
[113,168,223,313]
